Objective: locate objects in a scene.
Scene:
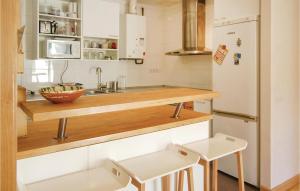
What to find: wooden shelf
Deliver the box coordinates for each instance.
[17,105,213,159]
[20,88,218,122]
[39,33,81,39]
[39,13,81,21]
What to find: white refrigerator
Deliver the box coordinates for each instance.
[212,16,259,187]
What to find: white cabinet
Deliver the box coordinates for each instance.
[214,0,260,20]
[120,14,146,59]
[33,0,83,59]
[83,0,120,39]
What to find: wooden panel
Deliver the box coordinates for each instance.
[260,174,300,191]
[0,0,18,190]
[17,106,212,159]
[20,88,218,121]
[17,86,28,137]
[184,101,194,111]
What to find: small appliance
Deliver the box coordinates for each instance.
[45,39,80,59]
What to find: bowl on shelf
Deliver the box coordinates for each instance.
[40,84,85,104]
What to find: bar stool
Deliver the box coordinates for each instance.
[115,144,200,191]
[25,160,131,191]
[180,133,248,191]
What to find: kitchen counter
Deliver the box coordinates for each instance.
[18,87,218,159]
[26,85,179,101]
[21,87,218,122]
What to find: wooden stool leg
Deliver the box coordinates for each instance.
[132,178,146,191]
[186,167,195,191]
[236,152,245,191]
[178,170,185,191]
[200,160,210,191]
[212,160,218,191]
[162,175,171,191]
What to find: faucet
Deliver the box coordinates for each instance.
[96,67,103,90]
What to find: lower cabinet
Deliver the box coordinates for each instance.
[18,122,209,191]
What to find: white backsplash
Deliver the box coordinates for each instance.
[19,0,213,93]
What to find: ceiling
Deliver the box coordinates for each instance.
[139,0,180,6]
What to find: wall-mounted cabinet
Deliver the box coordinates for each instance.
[33,0,82,59]
[83,37,119,61]
[120,14,146,60]
[82,0,120,39]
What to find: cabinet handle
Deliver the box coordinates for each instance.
[17,26,25,54]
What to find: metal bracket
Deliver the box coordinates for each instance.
[56,118,68,140]
[172,103,184,119]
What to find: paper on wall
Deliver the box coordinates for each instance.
[213,45,228,65]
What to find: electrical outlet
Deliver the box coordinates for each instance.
[149,68,160,73]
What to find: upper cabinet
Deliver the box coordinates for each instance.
[33,0,83,59]
[83,0,120,39]
[214,0,260,20]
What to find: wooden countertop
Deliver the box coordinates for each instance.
[20,88,218,122]
[17,105,212,159]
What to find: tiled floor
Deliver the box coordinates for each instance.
[218,172,259,191]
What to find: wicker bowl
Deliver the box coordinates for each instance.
[40,85,85,104]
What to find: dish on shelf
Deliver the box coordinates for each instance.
[40,84,85,104]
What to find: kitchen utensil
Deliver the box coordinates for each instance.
[91,41,98,48]
[108,81,118,92]
[69,2,78,18]
[96,52,104,60]
[65,22,72,35]
[40,85,85,104]
[111,42,117,49]
[102,42,109,49]
[117,75,127,90]
[83,51,89,59]
[84,40,91,48]
[90,51,96,59]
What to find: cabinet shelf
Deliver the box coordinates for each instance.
[83,48,118,51]
[39,33,81,39]
[39,13,82,21]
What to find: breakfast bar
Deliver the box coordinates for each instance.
[18,88,218,158]
[18,87,219,191]
[20,88,218,140]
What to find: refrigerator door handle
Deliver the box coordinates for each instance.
[213,110,258,122]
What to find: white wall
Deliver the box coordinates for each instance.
[261,0,299,189]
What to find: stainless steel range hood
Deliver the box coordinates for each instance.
[166,0,212,56]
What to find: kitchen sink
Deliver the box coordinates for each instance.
[85,89,124,96]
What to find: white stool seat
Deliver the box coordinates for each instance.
[26,160,131,191]
[117,145,200,183]
[184,133,248,161]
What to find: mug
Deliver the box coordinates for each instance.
[91,41,98,48]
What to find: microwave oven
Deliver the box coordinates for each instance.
[45,40,80,59]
